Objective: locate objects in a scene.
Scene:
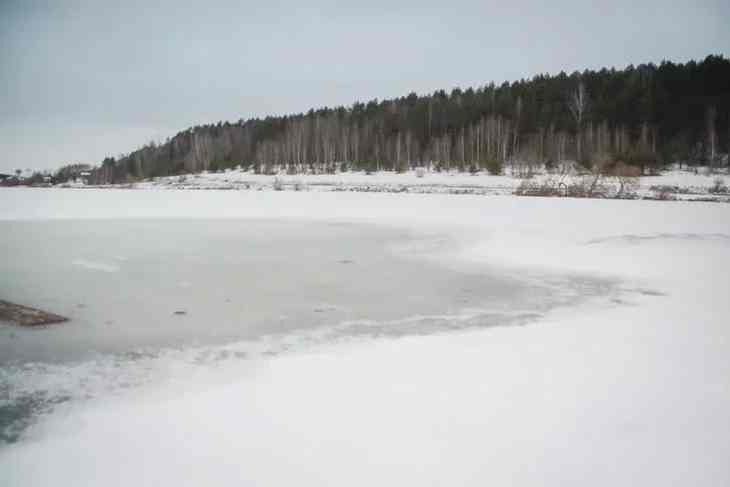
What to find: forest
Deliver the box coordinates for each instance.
[79,55,729,184]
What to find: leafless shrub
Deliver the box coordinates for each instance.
[650,187,677,200]
[581,153,614,196]
[514,177,563,197]
[649,184,689,195]
[611,161,640,196]
[515,179,547,196]
[709,177,729,194]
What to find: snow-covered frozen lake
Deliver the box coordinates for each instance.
[2,218,576,363]
[0,194,612,441]
[1,188,729,486]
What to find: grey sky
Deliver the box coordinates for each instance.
[1,0,728,173]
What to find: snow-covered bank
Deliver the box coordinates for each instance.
[1,189,729,486]
[118,166,730,202]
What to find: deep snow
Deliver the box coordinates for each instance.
[1,188,729,486]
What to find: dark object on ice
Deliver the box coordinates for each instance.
[314,306,337,313]
[338,259,354,264]
[0,300,69,326]
[173,310,187,315]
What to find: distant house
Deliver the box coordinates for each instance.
[55,163,93,185]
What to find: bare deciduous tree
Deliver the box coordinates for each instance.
[706,105,717,165]
[568,81,589,163]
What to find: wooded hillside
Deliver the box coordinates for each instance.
[86,55,730,183]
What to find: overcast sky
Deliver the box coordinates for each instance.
[1,0,728,173]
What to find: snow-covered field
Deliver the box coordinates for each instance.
[1,188,729,486]
[122,166,730,202]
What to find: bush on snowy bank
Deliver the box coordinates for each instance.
[709,177,729,194]
[515,157,640,199]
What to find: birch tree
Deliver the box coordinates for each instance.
[568,81,589,163]
[706,105,717,165]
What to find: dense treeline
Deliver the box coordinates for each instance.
[87,55,730,183]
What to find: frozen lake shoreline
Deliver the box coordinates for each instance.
[46,165,730,202]
[1,188,729,486]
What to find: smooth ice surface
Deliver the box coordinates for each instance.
[1,188,729,486]
[0,219,551,363]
